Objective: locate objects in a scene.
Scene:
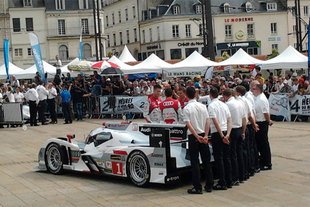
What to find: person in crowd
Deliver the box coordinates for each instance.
[0,88,3,103]
[159,88,183,124]
[36,81,49,125]
[70,80,86,121]
[303,80,310,94]
[92,71,102,96]
[222,88,247,185]
[208,86,232,190]
[11,75,20,88]
[177,87,189,109]
[252,83,273,171]
[47,83,58,124]
[6,86,15,103]
[55,55,62,67]
[183,86,213,194]
[14,87,24,103]
[279,80,292,94]
[34,72,42,85]
[60,84,72,124]
[24,83,39,126]
[145,84,162,123]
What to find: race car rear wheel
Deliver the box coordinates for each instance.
[45,143,64,174]
[127,151,150,187]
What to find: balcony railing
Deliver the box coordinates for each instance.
[47,26,97,37]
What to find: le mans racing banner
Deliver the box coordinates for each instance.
[289,95,310,116]
[268,94,290,121]
[29,32,45,81]
[100,96,149,115]
[3,38,10,80]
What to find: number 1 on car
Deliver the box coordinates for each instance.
[112,162,123,175]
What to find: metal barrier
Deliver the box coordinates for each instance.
[0,103,23,125]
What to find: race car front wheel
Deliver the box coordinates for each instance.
[127,151,150,187]
[45,143,64,175]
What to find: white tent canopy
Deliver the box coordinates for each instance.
[15,61,57,79]
[261,45,308,69]
[61,58,79,73]
[0,62,25,80]
[217,48,265,66]
[166,51,218,72]
[108,55,134,70]
[118,45,137,62]
[122,53,172,74]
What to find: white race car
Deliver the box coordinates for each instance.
[36,122,192,186]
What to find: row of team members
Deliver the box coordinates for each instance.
[145,83,272,194]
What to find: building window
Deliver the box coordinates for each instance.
[142,30,145,43]
[112,13,115,25]
[113,33,116,46]
[23,0,32,7]
[225,25,232,39]
[247,23,254,37]
[106,16,109,27]
[170,49,182,59]
[267,3,277,11]
[293,25,296,35]
[25,18,33,31]
[272,44,278,51]
[12,18,21,32]
[271,22,277,34]
[118,11,122,23]
[83,43,91,59]
[58,19,66,35]
[27,48,33,56]
[195,4,202,14]
[172,5,180,15]
[14,48,23,57]
[107,35,110,47]
[223,3,230,13]
[185,24,191,37]
[172,25,179,38]
[59,45,69,60]
[245,2,253,12]
[55,0,65,10]
[149,28,152,42]
[199,24,203,36]
[125,9,128,21]
[247,47,258,55]
[119,32,123,45]
[304,6,309,16]
[126,30,130,44]
[132,6,136,19]
[185,48,198,57]
[81,19,89,34]
[157,26,160,41]
[134,28,137,42]
[80,0,88,9]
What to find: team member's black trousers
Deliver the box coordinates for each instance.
[247,124,258,172]
[188,134,214,190]
[38,99,47,124]
[255,121,272,168]
[62,102,72,123]
[230,127,245,182]
[47,98,57,122]
[211,132,232,187]
[29,101,37,126]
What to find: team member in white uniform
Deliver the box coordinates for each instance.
[47,83,58,124]
[25,83,39,126]
[14,87,24,103]
[36,82,49,125]
[183,87,213,194]
[208,86,232,190]
[252,83,273,171]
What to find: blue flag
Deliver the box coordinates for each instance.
[29,32,45,81]
[3,38,10,80]
[79,31,83,60]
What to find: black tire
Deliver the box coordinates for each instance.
[45,143,64,175]
[126,151,150,187]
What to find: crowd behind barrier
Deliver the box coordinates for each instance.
[0,66,309,128]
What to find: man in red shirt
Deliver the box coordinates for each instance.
[144,84,162,123]
[159,88,183,124]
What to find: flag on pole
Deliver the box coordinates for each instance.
[79,29,84,60]
[29,32,45,81]
[3,38,10,80]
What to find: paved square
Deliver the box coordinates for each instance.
[0,120,309,207]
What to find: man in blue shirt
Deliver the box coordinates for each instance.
[60,84,72,124]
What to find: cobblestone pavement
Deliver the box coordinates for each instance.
[0,120,309,207]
